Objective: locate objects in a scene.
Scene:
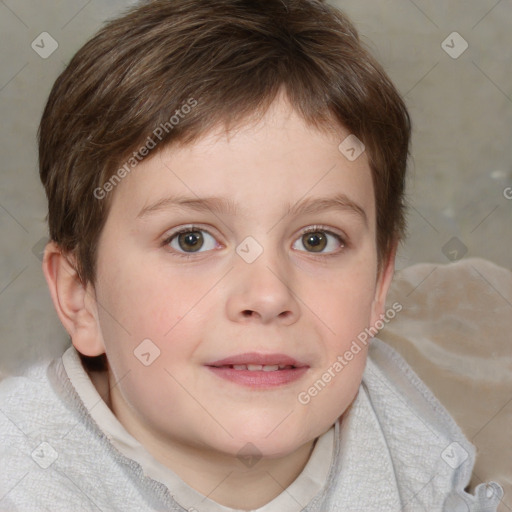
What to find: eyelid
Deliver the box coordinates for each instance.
[301,225,347,245]
[300,225,346,240]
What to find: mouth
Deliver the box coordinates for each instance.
[212,363,296,372]
[205,353,309,388]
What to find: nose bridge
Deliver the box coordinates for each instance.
[226,236,299,324]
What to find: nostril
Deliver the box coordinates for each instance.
[242,310,254,317]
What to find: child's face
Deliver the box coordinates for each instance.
[88,96,393,461]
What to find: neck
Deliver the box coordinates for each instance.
[147,435,317,509]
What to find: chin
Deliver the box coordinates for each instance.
[229,426,315,459]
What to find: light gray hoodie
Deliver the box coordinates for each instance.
[0,338,504,511]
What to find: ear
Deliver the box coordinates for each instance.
[370,240,398,325]
[42,241,105,357]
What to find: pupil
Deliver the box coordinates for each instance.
[179,231,203,252]
[304,232,326,252]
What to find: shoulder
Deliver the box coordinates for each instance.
[0,360,96,509]
[0,357,177,511]
[0,361,75,509]
[0,361,59,438]
[365,337,476,441]
[362,338,504,511]
[0,361,73,453]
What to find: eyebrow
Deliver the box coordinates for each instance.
[136,193,368,226]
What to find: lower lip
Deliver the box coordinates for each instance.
[206,366,309,388]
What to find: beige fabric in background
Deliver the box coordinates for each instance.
[380,257,512,511]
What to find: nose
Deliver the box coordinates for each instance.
[225,253,300,326]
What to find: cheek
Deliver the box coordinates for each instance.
[94,272,201,427]
[308,266,377,346]
[295,275,375,434]
[94,256,212,389]
[96,252,191,337]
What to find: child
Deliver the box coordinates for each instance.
[0,0,503,510]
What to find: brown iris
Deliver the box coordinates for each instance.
[178,231,204,252]
[302,231,327,252]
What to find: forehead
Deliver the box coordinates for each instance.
[106,97,375,227]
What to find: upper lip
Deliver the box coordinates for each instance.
[206,352,307,367]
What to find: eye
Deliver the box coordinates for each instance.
[165,227,218,254]
[292,227,344,254]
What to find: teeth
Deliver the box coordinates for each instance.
[230,364,288,371]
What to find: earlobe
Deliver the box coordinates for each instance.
[370,241,398,325]
[42,241,105,357]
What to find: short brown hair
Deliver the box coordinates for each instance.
[39,0,411,285]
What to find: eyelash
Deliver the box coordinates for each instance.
[161,225,346,259]
[161,225,218,260]
[297,226,346,258]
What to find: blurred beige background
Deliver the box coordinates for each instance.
[0,2,511,366]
